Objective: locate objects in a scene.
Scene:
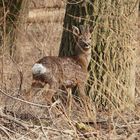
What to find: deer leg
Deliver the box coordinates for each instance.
[43,82,59,105]
[66,88,72,117]
[61,86,72,117]
[78,84,93,120]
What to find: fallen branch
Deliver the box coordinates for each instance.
[0,110,29,130]
[0,125,12,140]
[115,121,140,129]
[0,89,49,108]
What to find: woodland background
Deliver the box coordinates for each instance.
[0,0,139,139]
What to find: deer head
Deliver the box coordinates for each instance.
[72,25,93,67]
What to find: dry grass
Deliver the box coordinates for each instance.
[0,0,140,139]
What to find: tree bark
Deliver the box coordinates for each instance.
[59,0,94,56]
[59,0,138,109]
[0,0,29,89]
[0,0,29,56]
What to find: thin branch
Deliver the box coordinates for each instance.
[0,125,19,135]
[0,89,50,108]
[0,125,12,140]
[39,119,48,139]
[7,54,23,95]
[0,110,29,130]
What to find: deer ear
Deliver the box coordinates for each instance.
[72,26,80,35]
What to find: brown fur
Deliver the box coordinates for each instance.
[32,25,93,118]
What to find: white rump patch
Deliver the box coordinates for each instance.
[32,63,46,75]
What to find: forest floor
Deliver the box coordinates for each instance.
[0,1,140,139]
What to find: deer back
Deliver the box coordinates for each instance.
[32,25,93,88]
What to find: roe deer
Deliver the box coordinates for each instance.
[32,25,93,118]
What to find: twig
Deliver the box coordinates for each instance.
[0,110,29,130]
[0,125,19,135]
[115,121,140,129]
[17,126,40,140]
[31,125,75,137]
[78,131,98,137]
[67,0,83,5]
[49,99,61,110]
[39,119,48,139]
[57,104,79,139]
[0,89,50,108]
[7,55,23,95]
[0,126,12,140]
[40,126,98,138]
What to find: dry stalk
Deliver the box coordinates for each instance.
[38,118,48,139]
[0,89,50,108]
[0,110,29,130]
[0,125,12,140]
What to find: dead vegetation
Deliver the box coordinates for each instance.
[0,0,140,139]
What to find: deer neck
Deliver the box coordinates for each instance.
[75,53,91,71]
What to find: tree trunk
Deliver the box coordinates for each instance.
[0,0,29,89]
[59,0,94,56]
[0,0,29,56]
[59,0,138,109]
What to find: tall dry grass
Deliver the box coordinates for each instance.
[0,0,139,139]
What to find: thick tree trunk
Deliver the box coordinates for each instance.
[0,0,28,56]
[59,0,138,109]
[89,0,138,109]
[0,0,29,89]
[59,0,94,56]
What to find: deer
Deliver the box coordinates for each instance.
[31,25,93,118]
